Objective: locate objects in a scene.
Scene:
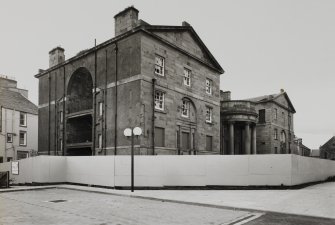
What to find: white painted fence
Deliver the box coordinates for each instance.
[0,154,334,187]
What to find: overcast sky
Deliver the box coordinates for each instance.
[0,0,334,148]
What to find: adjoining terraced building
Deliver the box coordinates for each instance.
[0,75,38,162]
[35,6,224,156]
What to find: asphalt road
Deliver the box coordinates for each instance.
[245,212,335,225]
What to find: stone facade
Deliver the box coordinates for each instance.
[247,90,296,154]
[35,7,223,156]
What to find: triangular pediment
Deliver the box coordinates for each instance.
[146,26,223,73]
[273,93,296,113]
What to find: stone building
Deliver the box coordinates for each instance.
[35,7,224,156]
[220,90,296,154]
[247,90,296,154]
[0,75,38,162]
[320,136,335,160]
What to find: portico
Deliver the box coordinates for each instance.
[221,100,258,155]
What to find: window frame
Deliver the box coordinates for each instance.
[154,90,165,111]
[19,112,27,127]
[274,108,278,121]
[206,135,213,151]
[274,128,278,140]
[258,109,266,123]
[59,111,63,123]
[181,100,190,118]
[154,55,165,76]
[7,133,13,143]
[98,102,103,117]
[205,78,213,95]
[98,134,102,149]
[183,68,191,87]
[154,127,165,147]
[19,131,27,146]
[205,106,213,123]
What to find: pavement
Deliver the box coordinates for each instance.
[0,182,334,224]
[0,188,257,225]
[60,182,335,219]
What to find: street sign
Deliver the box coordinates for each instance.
[11,161,19,175]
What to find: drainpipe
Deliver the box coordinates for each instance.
[104,49,108,155]
[54,72,57,156]
[48,74,51,156]
[92,40,97,156]
[152,78,156,155]
[114,43,118,155]
[62,66,66,156]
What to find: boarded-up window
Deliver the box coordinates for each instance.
[206,135,213,151]
[155,127,165,147]
[259,109,265,123]
[182,132,190,150]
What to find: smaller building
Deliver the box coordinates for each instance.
[320,136,335,160]
[310,149,320,158]
[0,75,38,162]
[221,89,297,155]
[293,137,311,156]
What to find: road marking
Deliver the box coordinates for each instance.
[223,213,264,225]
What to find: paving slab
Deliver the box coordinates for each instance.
[0,188,253,225]
[57,182,335,219]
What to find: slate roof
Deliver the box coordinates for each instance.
[244,92,296,113]
[0,88,38,115]
[35,21,224,78]
[320,136,335,151]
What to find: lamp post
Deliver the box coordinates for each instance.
[124,127,142,192]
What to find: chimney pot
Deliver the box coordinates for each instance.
[182,21,191,26]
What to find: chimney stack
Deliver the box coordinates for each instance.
[114,6,139,37]
[280,88,285,93]
[220,91,231,101]
[49,46,65,68]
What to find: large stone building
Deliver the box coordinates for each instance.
[35,7,224,156]
[220,90,296,154]
[320,136,335,160]
[0,75,38,162]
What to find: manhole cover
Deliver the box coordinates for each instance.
[49,199,67,203]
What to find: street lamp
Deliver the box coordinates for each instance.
[124,127,142,192]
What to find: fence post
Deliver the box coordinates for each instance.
[6,171,9,188]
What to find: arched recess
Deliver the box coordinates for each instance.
[65,67,93,156]
[178,97,198,154]
[280,130,287,153]
[66,67,93,114]
[181,97,197,123]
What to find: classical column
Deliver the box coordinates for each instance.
[245,122,251,154]
[251,125,257,154]
[220,119,224,155]
[229,122,235,155]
